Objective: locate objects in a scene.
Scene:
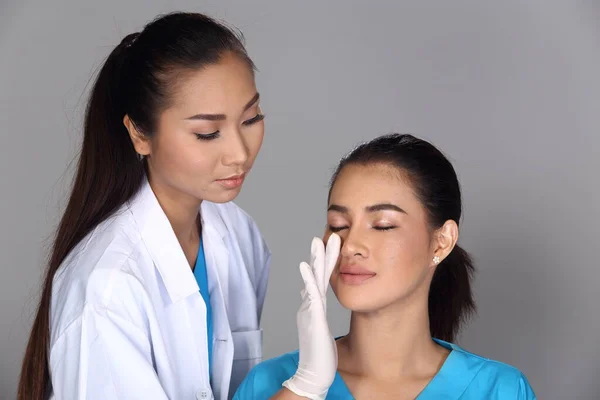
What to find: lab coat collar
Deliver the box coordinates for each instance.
[200,201,228,240]
[201,199,231,314]
[127,178,228,304]
[201,199,234,397]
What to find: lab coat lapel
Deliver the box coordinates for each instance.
[130,179,199,303]
[201,203,234,400]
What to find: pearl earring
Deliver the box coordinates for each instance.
[433,256,440,264]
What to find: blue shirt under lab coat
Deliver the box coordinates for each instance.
[193,237,213,377]
[233,338,536,399]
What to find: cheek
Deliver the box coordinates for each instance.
[245,127,265,161]
[152,131,184,163]
[152,136,218,180]
[379,233,430,282]
[188,150,219,175]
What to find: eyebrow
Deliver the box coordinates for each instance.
[185,92,260,121]
[328,203,407,214]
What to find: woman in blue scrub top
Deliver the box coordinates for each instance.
[235,134,536,399]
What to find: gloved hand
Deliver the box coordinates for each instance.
[282,234,341,400]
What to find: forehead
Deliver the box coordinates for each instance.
[329,163,421,211]
[168,52,256,114]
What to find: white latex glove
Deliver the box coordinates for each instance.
[282,233,341,400]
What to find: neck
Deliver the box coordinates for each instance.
[339,289,447,381]
[149,177,201,244]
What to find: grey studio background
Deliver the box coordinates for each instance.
[1,1,599,399]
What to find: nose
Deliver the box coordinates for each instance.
[222,128,249,167]
[340,226,368,259]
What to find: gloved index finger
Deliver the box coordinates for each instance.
[310,237,326,298]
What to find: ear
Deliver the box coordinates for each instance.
[431,219,459,266]
[123,115,151,156]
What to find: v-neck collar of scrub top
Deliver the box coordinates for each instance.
[321,338,484,399]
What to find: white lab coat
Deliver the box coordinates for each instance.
[48,178,271,400]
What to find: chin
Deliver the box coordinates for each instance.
[332,283,386,313]
[336,294,383,313]
[202,187,243,204]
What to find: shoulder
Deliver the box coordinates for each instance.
[440,340,536,398]
[50,211,150,342]
[234,350,299,399]
[475,358,536,398]
[476,356,532,386]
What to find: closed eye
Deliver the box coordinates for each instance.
[328,225,348,233]
[195,131,220,140]
[242,114,265,126]
[374,226,397,231]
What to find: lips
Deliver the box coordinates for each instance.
[338,264,376,285]
[216,172,246,189]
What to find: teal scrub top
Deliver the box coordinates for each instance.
[193,237,213,377]
[233,338,536,399]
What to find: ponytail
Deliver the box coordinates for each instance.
[19,13,257,399]
[428,244,476,342]
[17,34,145,400]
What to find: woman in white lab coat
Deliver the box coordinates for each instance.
[18,12,270,400]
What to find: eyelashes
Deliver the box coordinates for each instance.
[374,226,396,231]
[327,225,397,232]
[196,132,219,141]
[195,113,265,141]
[242,113,265,126]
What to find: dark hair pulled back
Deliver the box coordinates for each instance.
[329,133,476,342]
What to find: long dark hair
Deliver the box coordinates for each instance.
[329,133,476,342]
[18,12,254,400]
